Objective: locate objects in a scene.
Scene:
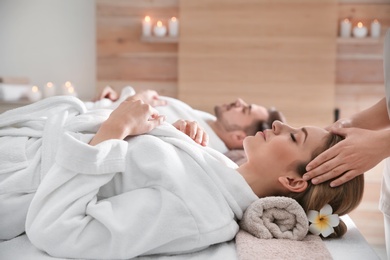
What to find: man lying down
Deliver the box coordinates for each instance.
[0,93,363,259]
[87,86,285,165]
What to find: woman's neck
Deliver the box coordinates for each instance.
[237,163,281,198]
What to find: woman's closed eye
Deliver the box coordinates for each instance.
[290,133,297,143]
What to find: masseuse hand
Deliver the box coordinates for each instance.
[89,99,165,146]
[304,120,387,187]
[173,119,209,146]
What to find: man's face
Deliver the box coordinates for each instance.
[214,98,269,132]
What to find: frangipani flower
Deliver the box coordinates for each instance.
[307,204,339,237]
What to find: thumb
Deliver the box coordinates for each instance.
[149,115,165,126]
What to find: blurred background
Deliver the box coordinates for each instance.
[0,0,389,258]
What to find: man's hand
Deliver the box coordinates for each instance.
[93,86,119,102]
[173,119,209,146]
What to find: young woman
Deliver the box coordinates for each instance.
[2,97,363,259]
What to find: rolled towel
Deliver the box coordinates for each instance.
[239,196,308,240]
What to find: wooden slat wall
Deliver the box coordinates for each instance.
[178,0,338,127]
[336,3,390,119]
[96,0,388,126]
[96,0,179,96]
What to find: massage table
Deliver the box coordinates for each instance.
[0,215,380,260]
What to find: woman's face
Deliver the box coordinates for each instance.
[243,121,329,173]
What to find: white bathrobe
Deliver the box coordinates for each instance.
[0,96,257,259]
[85,87,229,154]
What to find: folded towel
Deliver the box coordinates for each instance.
[239,196,308,240]
[235,230,332,260]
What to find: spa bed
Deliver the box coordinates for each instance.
[0,91,381,260]
[0,215,380,260]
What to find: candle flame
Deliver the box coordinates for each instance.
[171,17,177,22]
[157,21,162,27]
[373,19,379,23]
[65,81,72,88]
[145,16,150,22]
[46,82,54,88]
[357,22,363,28]
[32,86,39,92]
[68,86,74,94]
[343,18,349,23]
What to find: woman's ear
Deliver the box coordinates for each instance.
[278,176,308,193]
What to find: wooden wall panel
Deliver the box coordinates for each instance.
[336,59,384,84]
[178,0,338,127]
[96,0,178,97]
[335,3,389,119]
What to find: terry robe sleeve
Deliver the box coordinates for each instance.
[26,124,257,259]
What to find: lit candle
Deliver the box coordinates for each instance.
[153,20,167,37]
[370,19,381,38]
[43,81,56,98]
[353,22,368,38]
[62,81,78,97]
[340,18,352,38]
[168,17,179,37]
[142,16,152,37]
[27,85,42,102]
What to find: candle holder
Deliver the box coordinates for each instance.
[352,22,368,38]
[27,85,42,102]
[153,21,167,37]
[62,81,78,97]
[43,82,56,98]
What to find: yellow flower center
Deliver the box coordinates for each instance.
[315,215,329,229]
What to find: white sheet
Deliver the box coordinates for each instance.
[0,215,379,260]
[325,215,380,260]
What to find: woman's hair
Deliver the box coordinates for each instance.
[288,133,365,238]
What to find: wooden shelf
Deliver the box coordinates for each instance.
[337,53,383,60]
[141,36,179,43]
[337,36,384,44]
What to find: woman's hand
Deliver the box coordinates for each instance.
[173,119,209,146]
[304,127,389,187]
[130,90,167,107]
[89,99,165,146]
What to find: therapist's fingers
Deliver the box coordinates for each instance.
[305,144,340,173]
[328,169,361,187]
[309,163,348,185]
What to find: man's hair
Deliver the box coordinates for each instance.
[244,107,285,136]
